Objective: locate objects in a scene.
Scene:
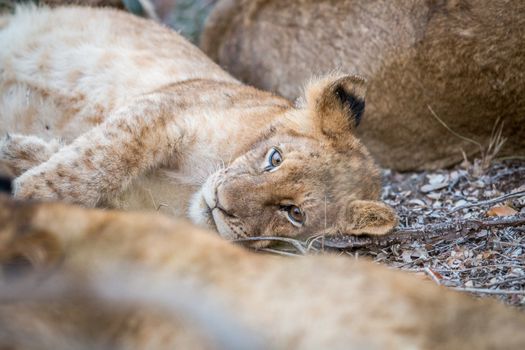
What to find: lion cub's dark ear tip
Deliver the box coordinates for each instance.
[334,84,366,127]
[0,176,13,195]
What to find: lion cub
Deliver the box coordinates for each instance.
[0,6,396,241]
[1,196,525,349]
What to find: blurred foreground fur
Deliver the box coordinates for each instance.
[201,0,525,171]
[1,195,525,349]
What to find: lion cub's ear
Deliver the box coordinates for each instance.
[335,200,398,236]
[305,74,366,138]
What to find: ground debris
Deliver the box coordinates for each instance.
[356,159,525,308]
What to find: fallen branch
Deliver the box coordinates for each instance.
[234,216,525,253]
[452,287,525,295]
[423,267,441,286]
[451,190,525,213]
[485,275,525,288]
[259,248,302,257]
[319,215,525,249]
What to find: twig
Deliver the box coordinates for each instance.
[259,248,302,257]
[482,117,507,169]
[435,264,525,273]
[496,241,525,248]
[319,215,525,249]
[452,287,525,295]
[485,276,525,288]
[137,0,160,21]
[306,234,325,252]
[451,190,525,212]
[403,264,525,273]
[423,267,441,286]
[237,216,525,253]
[234,237,307,255]
[490,167,525,182]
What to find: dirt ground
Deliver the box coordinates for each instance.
[361,159,524,308]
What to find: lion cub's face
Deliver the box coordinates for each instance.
[189,75,397,243]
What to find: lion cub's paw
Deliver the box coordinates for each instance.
[13,159,100,206]
[0,133,63,177]
[13,168,69,203]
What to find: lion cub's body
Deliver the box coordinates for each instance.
[0,6,398,240]
[1,196,525,349]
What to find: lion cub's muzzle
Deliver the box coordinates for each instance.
[201,177,248,240]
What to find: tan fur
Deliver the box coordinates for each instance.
[1,195,525,349]
[0,6,397,241]
[201,0,525,171]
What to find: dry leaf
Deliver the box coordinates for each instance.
[420,182,448,193]
[401,250,413,263]
[486,205,518,217]
[481,251,493,259]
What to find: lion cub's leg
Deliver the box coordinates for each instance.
[12,91,184,206]
[0,134,63,177]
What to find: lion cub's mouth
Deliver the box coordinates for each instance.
[188,191,218,233]
[190,171,241,240]
[202,189,241,240]
[203,200,218,232]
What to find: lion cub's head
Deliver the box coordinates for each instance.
[189,75,397,243]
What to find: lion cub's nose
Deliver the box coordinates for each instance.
[214,183,239,216]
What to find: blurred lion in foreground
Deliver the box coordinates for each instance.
[0,194,525,349]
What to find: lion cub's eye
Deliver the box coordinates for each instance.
[282,205,305,227]
[264,147,283,172]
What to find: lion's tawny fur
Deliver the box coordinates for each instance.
[201,0,525,171]
[0,196,524,349]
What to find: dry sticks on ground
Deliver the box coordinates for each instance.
[451,190,525,212]
[318,215,525,249]
[235,215,525,252]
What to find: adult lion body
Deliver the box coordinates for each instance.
[0,6,397,240]
[201,0,525,171]
[1,196,525,349]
